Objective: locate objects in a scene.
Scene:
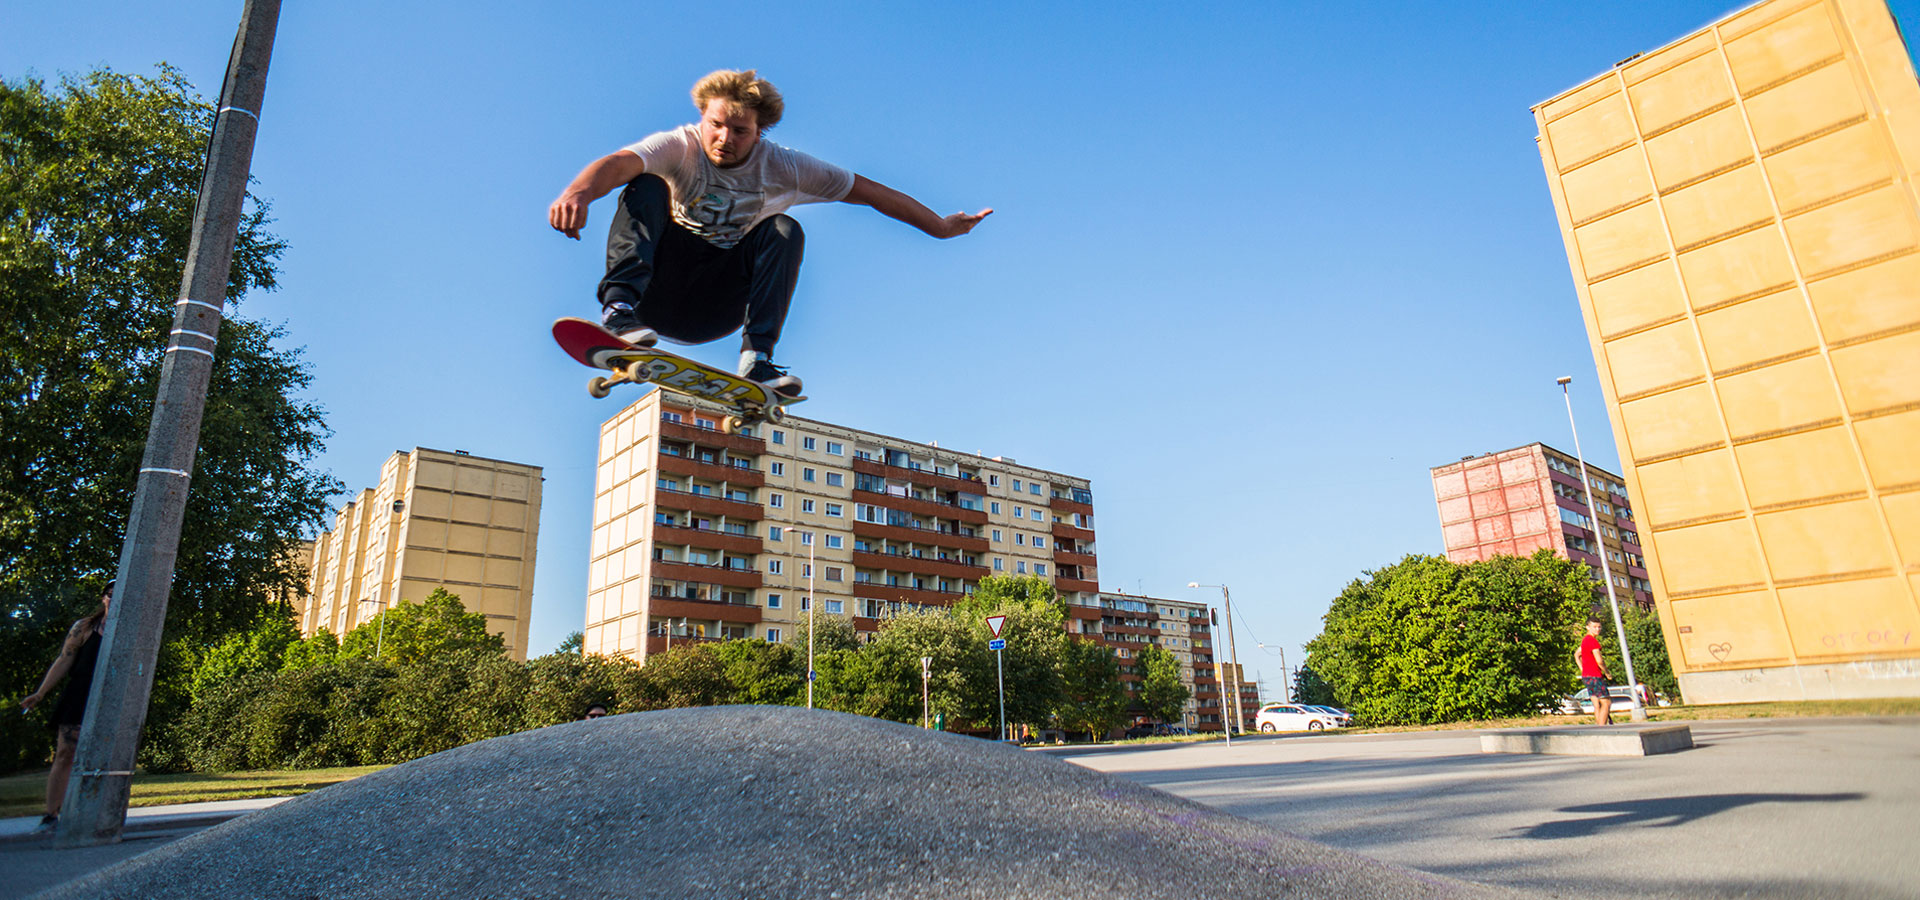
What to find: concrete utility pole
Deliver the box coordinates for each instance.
[1191,583,1246,735]
[59,0,281,847]
[1558,376,1646,723]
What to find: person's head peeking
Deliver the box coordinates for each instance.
[691,69,783,167]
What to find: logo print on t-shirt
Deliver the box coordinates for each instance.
[683,186,765,241]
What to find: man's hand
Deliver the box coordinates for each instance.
[21,690,43,711]
[934,209,993,239]
[549,151,648,240]
[549,190,594,240]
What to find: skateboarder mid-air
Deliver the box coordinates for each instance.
[548,69,992,397]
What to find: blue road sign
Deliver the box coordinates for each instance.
[988,638,1006,651]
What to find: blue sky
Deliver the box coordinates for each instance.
[8,1,1917,695]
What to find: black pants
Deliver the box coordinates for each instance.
[600,175,803,355]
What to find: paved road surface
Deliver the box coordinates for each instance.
[1061,717,1920,900]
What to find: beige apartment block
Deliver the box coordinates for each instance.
[297,448,542,659]
[1094,591,1263,733]
[583,391,1099,662]
[1534,0,1920,701]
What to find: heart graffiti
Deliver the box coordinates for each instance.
[1707,642,1732,662]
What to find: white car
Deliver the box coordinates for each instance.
[1254,703,1342,733]
[1306,705,1352,726]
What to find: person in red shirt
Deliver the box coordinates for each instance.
[1576,619,1612,725]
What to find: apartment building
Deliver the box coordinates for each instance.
[583,392,1099,659]
[1091,591,1261,733]
[297,448,542,659]
[1534,0,1920,701]
[1431,443,1655,607]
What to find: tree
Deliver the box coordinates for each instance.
[1595,601,1680,702]
[862,608,988,726]
[280,629,339,672]
[338,589,505,665]
[956,575,1067,729]
[1055,638,1126,740]
[555,631,584,655]
[708,638,803,706]
[1137,643,1190,725]
[0,66,338,770]
[188,606,301,702]
[1303,551,1590,725]
[1292,665,1335,706]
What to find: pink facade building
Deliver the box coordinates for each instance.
[1431,443,1653,607]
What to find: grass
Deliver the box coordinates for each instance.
[0,765,387,819]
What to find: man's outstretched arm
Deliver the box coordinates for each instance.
[549,151,649,240]
[842,174,991,239]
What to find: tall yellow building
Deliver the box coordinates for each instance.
[1534,0,1919,701]
[297,448,542,659]
[583,391,1098,661]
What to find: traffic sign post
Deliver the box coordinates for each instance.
[985,616,1008,741]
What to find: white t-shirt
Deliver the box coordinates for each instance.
[623,125,855,249]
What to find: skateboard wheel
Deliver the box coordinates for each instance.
[765,404,786,425]
[723,415,745,435]
[588,376,611,399]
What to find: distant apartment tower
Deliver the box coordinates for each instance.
[583,392,1099,660]
[1431,443,1655,607]
[1534,0,1920,701]
[298,448,542,659]
[1094,591,1263,733]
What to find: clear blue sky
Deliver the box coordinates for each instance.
[8,1,1916,696]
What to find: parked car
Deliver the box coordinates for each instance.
[1254,703,1342,733]
[1557,684,1670,715]
[1305,705,1352,726]
[1123,723,1159,739]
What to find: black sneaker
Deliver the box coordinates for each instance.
[599,305,658,347]
[33,815,56,834]
[741,359,803,398]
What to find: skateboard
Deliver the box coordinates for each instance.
[551,317,804,434]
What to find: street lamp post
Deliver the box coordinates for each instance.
[1257,642,1291,702]
[804,530,816,710]
[1557,376,1646,722]
[1190,582,1246,736]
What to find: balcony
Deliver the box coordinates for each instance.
[1049,494,1093,516]
[655,486,762,521]
[1051,521,1095,543]
[850,581,970,608]
[850,519,990,552]
[852,489,990,525]
[1055,577,1098,594]
[661,417,764,455]
[1053,548,1098,568]
[852,615,883,633]
[851,457,983,495]
[652,522,763,555]
[1104,622,1157,637]
[651,559,763,590]
[658,453,764,487]
[644,633,726,655]
[1064,603,1102,621]
[853,550,988,581]
[647,595,763,624]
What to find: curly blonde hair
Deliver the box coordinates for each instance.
[691,69,784,131]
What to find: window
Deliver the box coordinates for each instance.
[826,441,844,455]
[1016,534,1026,546]
[800,531,813,545]
[725,488,752,503]
[826,503,844,517]
[803,467,816,482]
[1035,563,1048,576]
[768,560,783,575]
[992,529,1002,542]
[771,430,785,445]
[1013,479,1023,492]
[826,535,843,549]
[802,499,816,514]
[770,462,784,476]
[768,526,783,541]
[1030,509,1043,521]
[1013,506,1023,519]
[825,566,844,582]
[803,563,813,578]
[800,595,811,611]
[803,437,817,451]
[1016,561,1027,574]
[826,599,844,614]
[1030,484,1042,496]
[991,502,1001,515]
[989,474,1000,487]
[826,472,844,487]
[994,558,1004,571]
[658,477,680,491]
[661,411,682,423]
[768,593,782,609]
[769,493,785,508]
[856,503,884,523]
[696,418,715,430]
[766,627,781,642]
[1033,537,1046,549]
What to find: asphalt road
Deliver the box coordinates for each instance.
[1059,717,1920,900]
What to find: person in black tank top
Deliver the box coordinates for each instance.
[21,581,112,834]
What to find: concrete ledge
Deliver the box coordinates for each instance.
[1480,724,1693,757]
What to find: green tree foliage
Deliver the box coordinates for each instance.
[1303,551,1591,725]
[1292,666,1336,706]
[280,629,339,672]
[1055,637,1126,739]
[189,607,300,701]
[858,608,987,725]
[0,67,337,772]
[337,589,505,665]
[1137,643,1190,724]
[555,631,584,655]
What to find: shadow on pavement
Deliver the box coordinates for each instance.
[1512,792,1866,840]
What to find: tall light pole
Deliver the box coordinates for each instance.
[1257,642,1291,702]
[1557,376,1646,722]
[803,530,816,709]
[1190,582,1246,736]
